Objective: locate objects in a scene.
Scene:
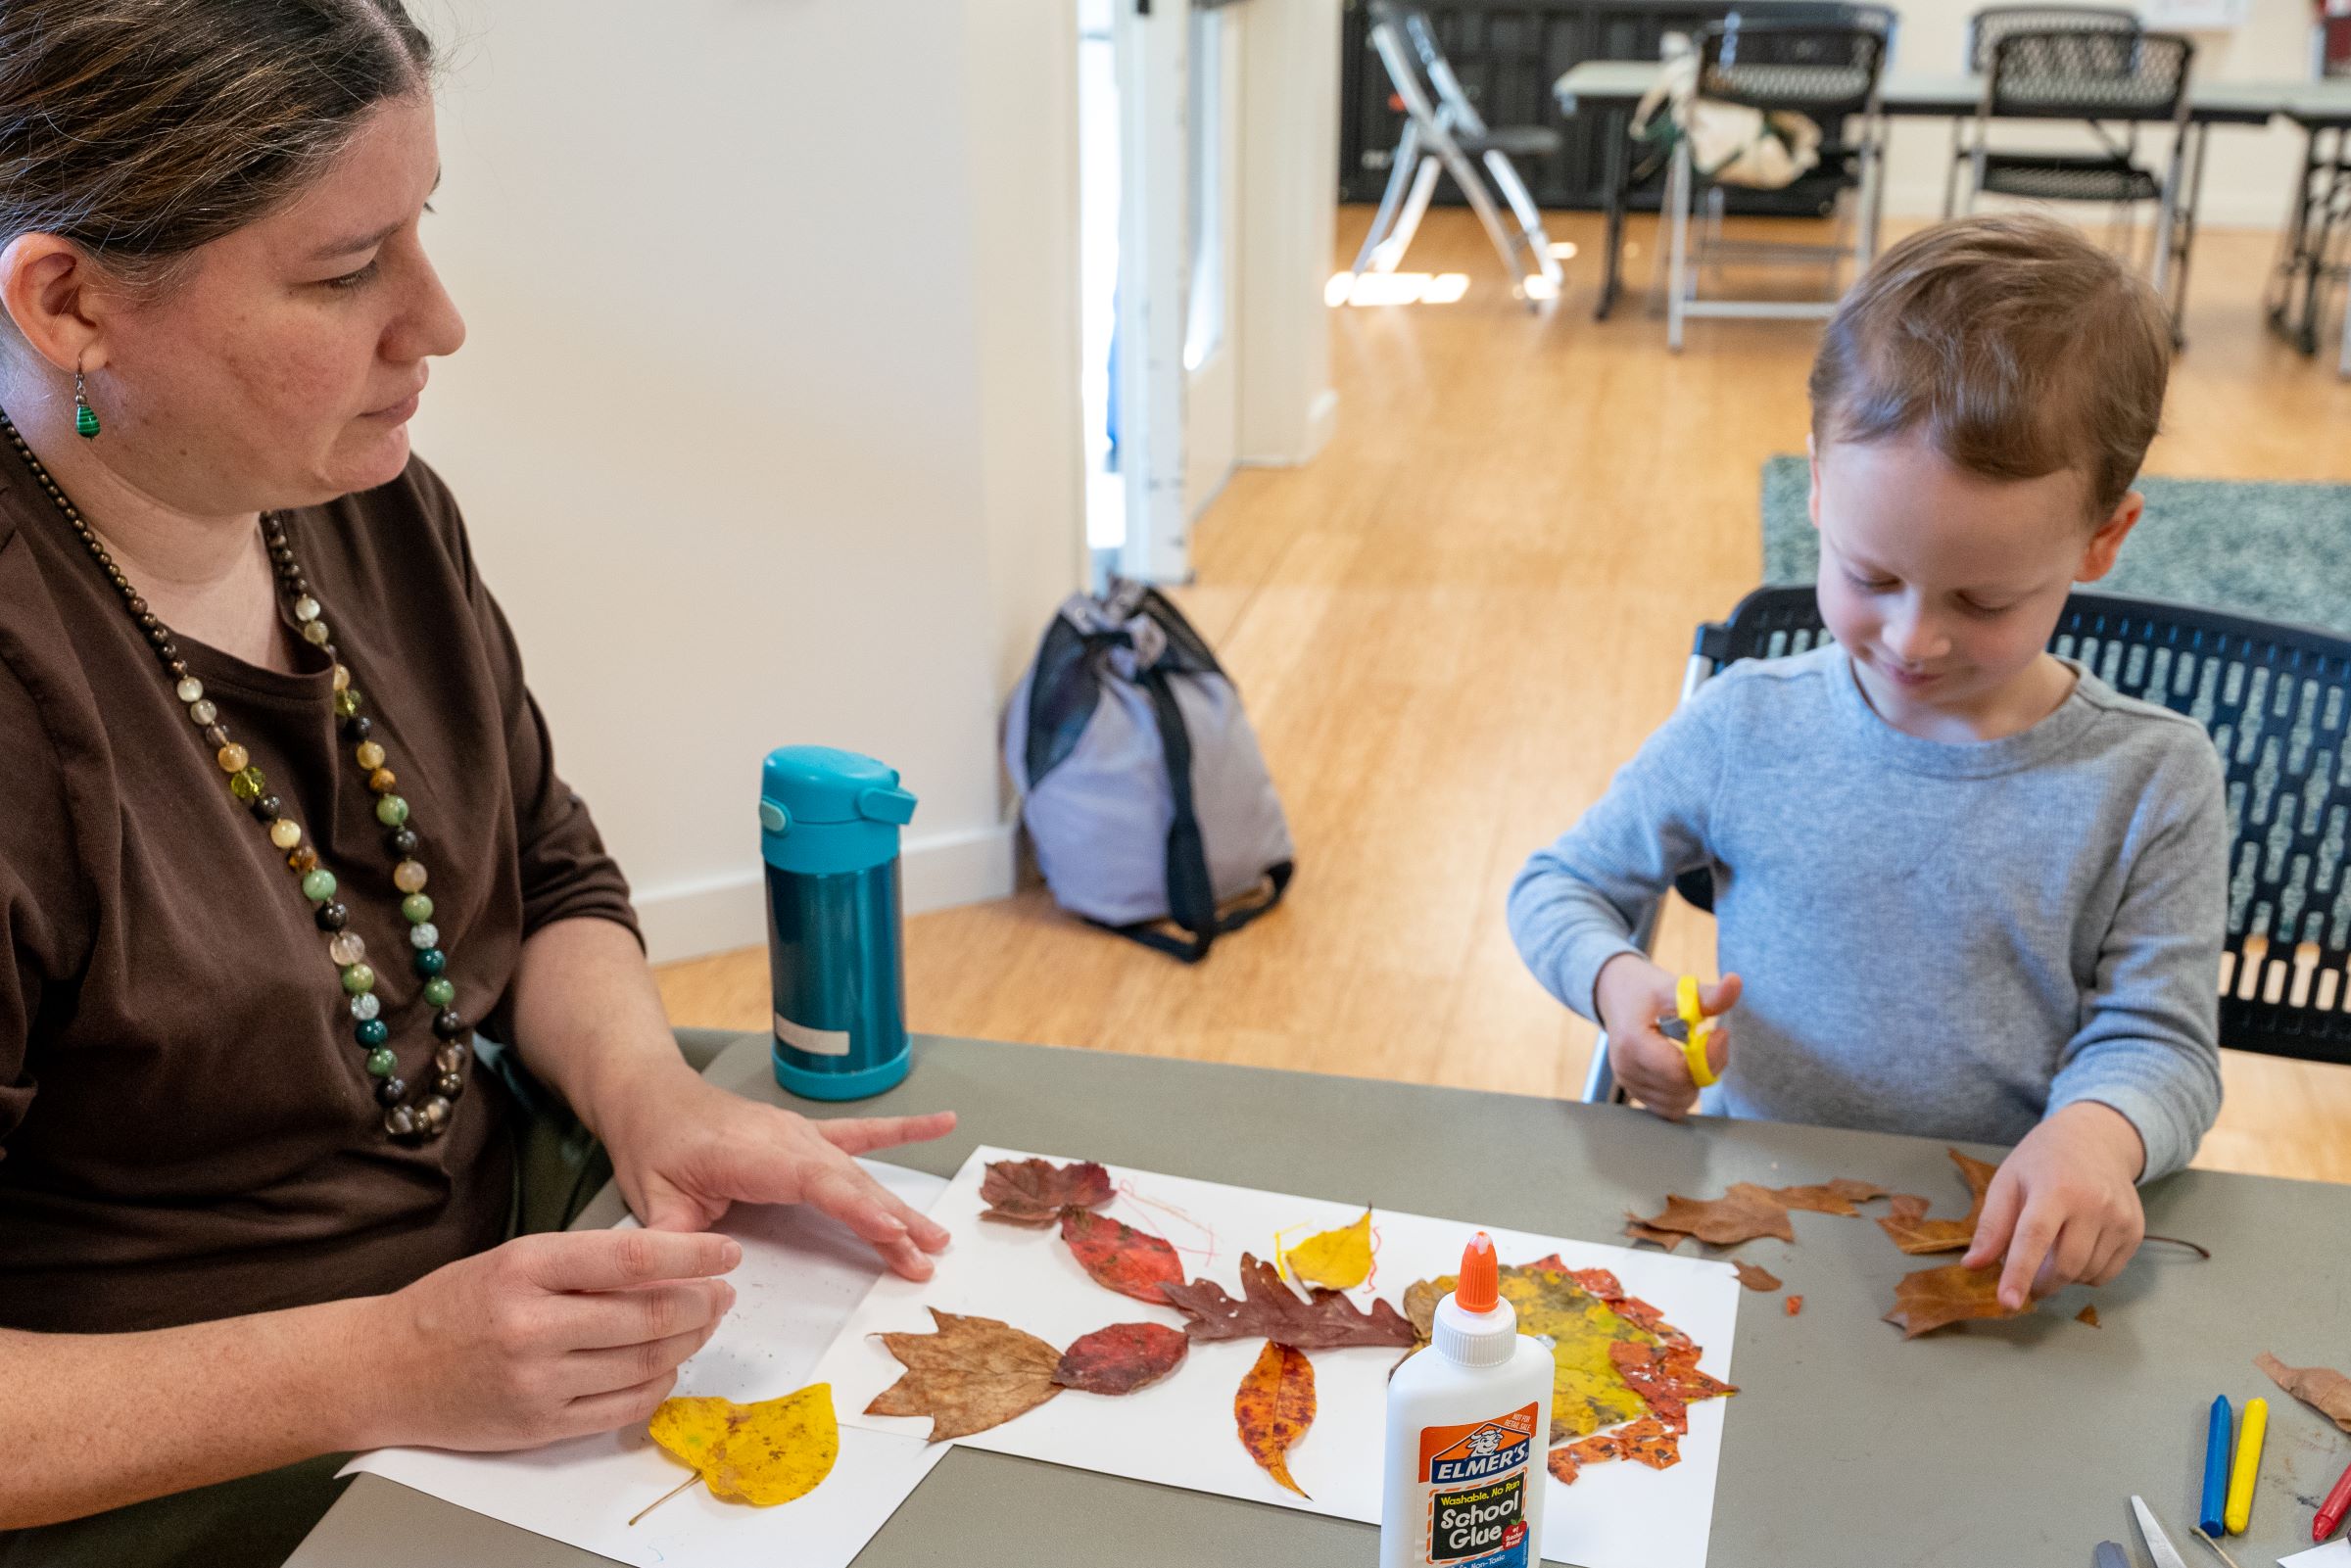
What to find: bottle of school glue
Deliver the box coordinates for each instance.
[1380,1232,1555,1568]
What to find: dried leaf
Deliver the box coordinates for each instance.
[1059,1209,1184,1305]
[1053,1322,1189,1396]
[866,1308,1063,1441]
[1404,1256,1660,1441]
[1562,1416,1680,1472]
[1163,1254,1417,1351]
[2255,1353,2351,1433]
[980,1158,1115,1226]
[1235,1341,1316,1497]
[1785,1295,1803,1317]
[1565,1263,1693,1351]
[1622,1215,1687,1252]
[647,1386,839,1507]
[1546,1447,1581,1485]
[1633,1183,1796,1247]
[1282,1210,1373,1290]
[1732,1260,1781,1292]
[1884,1263,2030,1339]
[1767,1178,1890,1217]
[1874,1150,1998,1255]
[2076,1305,2100,1329]
[1607,1341,1737,1434]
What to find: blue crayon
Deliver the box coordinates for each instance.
[2198,1396,2232,1538]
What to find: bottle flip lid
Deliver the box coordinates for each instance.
[760,745,917,831]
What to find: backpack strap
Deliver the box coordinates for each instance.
[1088,662,1291,964]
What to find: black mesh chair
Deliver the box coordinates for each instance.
[1351,1,1564,308]
[1940,5,2141,217]
[1583,586,2351,1104]
[1663,9,1894,350]
[1958,27,2195,299]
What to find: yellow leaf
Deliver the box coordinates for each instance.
[1281,1210,1373,1290]
[1404,1261,1656,1441]
[648,1385,840,1507]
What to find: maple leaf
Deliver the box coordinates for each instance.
[1632,1183,1796,1247]
[1234,1341,1316,1498]
[2255,1353,2351,1433]
[1404,1256,1662,1441]
[1875,1150,1999,1255]
[1563,1262,1693,1351]
[980,1158,1115,1227]
[1053,1322,1189,1396]
[1059,1209,1184,1305]
[1607,1341,1737,1434]
[1883,1263,2031,1339]
[1162,1254,1416,1351]
[638,1386,839,1520]
[866,1308,1063,1441]
[1767,1178,1889,1217]
[1732,1260,1781,1292]
[1622,1215,1687,1252]
[1282,1210,1373,1290]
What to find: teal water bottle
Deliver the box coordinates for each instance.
[759,746,917,1101]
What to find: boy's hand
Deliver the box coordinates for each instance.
[1593,954,1741,1120]
[1963,1102,2146,1310]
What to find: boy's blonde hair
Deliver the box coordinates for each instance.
[1807,214,2171,520]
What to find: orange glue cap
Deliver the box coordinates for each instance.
[1457,1232,1500,1312]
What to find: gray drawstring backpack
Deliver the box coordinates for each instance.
[1004,581,1294,962]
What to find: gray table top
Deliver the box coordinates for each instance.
[1553,59,2301,125]
[291,1031,2351,1568]
[2285,78,2351,129]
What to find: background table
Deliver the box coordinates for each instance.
[291,1031,2351,1567]
[2265,78,2351,363]
[1553,60,2302,339]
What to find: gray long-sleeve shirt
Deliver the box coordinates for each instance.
[1509,645,2227,1180]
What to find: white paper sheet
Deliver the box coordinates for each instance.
[810,1146,1744,1568]
[344,1159,951,1568]
[2280,1540,2351,1567]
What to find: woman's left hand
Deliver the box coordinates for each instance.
[602,1069,957,1280]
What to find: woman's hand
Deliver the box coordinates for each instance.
[1963,1101,2146,1309]
[364,1228,740,1451]
[1594,954,1740,1119]
[601,1067,957,1281]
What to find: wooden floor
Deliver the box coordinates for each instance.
[659,208,2351,1187]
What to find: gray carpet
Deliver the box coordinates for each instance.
[1758,454,2351,638]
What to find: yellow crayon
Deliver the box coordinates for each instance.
[2224,1396,2267,1535]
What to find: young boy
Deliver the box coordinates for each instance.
[1510,214,2227,1313]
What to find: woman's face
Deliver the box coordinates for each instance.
[90,90,463,513]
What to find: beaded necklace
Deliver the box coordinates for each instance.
[0,407,470,1142]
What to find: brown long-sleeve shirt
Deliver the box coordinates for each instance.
[0,440,639,1334]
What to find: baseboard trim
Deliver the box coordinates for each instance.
[634,822,1019,964]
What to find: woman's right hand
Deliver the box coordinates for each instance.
[359,1228,741,1451]
[1594,954,1741,1119]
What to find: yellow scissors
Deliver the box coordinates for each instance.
[1655,974,1720,1088]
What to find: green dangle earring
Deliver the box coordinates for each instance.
[73,365,98,439]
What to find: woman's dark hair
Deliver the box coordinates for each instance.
[0,0,434,288]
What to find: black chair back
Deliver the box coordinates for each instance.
[1966,4,2137,71]
[1698,16,1890,119]
[1986,27,2193,121]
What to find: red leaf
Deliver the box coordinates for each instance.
[980,1158,1115,1227]
[1732,1260,1781,1292]
[1632,1183,1796,1247]
[1234,1341,1316,1497]
[1053,1322,1190,1395]
[1162,1254,1417,1351]
[1608,1341,1738,1434]
[1874,1150,1998,1255]
[1059,1209,1184,1305]
[1883,1262,2031,1339]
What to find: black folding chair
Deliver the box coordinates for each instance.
[1942,6,2141,218]
[1583,586,2351,1104]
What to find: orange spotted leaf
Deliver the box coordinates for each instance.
[1875,1150,1999,1255]
[1633,1184,1796,1247]
[1053,1322,1189,1396]
[1884,1263,2031,1339]
[980,1158,1115,1227]
[1607,1341,1737,1434]
[1059,1209,1184,1305]
[1547,1447,1581,1485]
[1235,1341,1316,1497]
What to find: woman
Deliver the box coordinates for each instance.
[0,2,954,1559]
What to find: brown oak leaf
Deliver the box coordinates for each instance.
[1059,1209,1184,1305]
[979,1158,1115,1226]
[866,1308,1062,1441]
[1607,1341,1737,1434]
[1732,1260,1781,1292]
[1052,1322,1189,1396]
[1884,1263,2031,1339]
[1768,1178,1890,1216]
[1632,1183,1796,1247]
[1235,1341,1316,1497]
[2255,1353,2351,1433]
[1875,1150,1999,1255]
[1163,1254,1416,1350]
[1622,1215,1687,1252]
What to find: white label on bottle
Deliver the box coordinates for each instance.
[774,1013,851,1058]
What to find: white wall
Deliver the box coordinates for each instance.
[1876,0,2315,224]
[1237,0,1343,464]
[410,1,1084,961]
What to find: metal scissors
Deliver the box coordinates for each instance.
[2130,1495,2190,1568]
[1655,974,1719,1089]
